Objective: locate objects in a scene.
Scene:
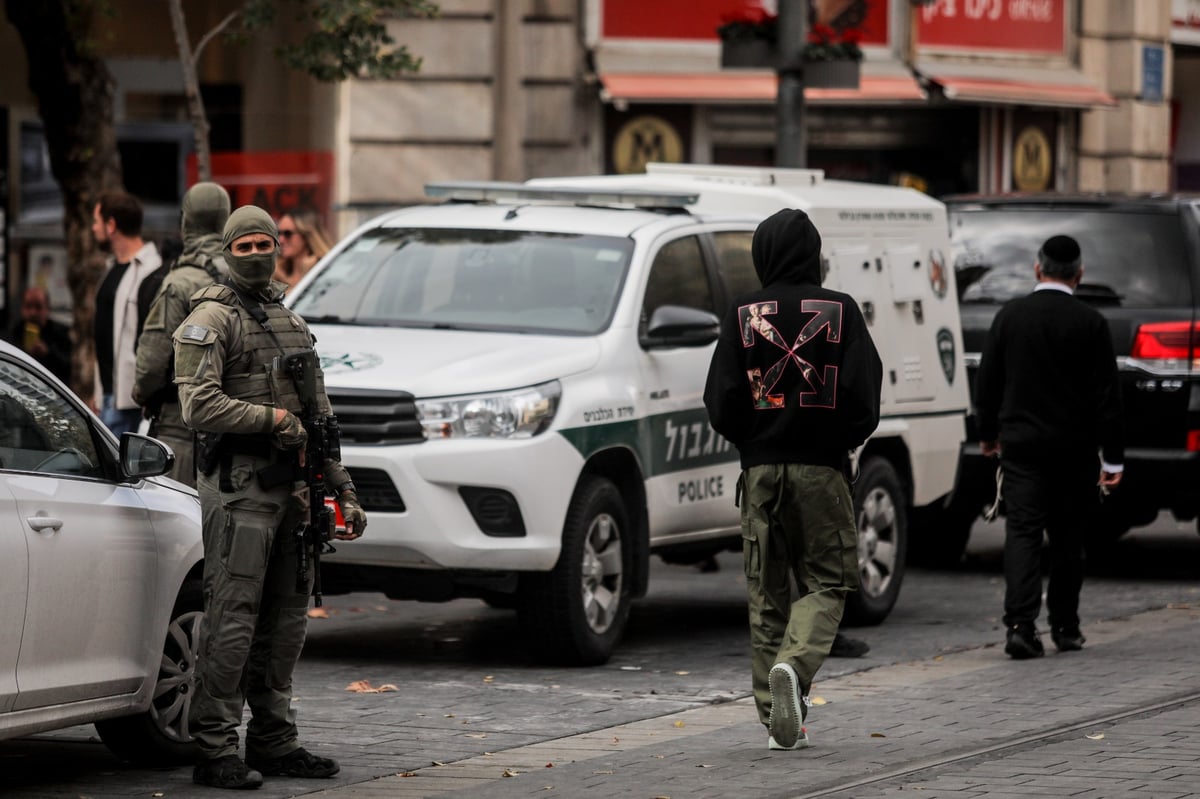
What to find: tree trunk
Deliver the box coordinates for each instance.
[4,0,124,404]
[167,0,212,182]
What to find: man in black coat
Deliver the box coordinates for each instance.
[7,286,72,384]
[975,234,1124,659]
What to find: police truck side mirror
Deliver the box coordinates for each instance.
[639,305,720,350]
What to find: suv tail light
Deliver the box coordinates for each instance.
[1188,431,1200,453]
[1130,321,1200,367]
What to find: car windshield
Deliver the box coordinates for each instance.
[949,208,1191,307]
[290,228,634,335]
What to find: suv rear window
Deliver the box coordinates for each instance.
[949,208,1191,307]
[292,228,634,335]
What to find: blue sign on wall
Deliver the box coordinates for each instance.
[1142,44,1165,103]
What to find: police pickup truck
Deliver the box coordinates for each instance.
[288,164,969,664]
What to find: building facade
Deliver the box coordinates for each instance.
[0,0,1187,326]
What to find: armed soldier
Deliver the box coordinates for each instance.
[133,181,230,485]
[173,205,366,790]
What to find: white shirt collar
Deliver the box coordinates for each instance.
[1034,281,1073,295]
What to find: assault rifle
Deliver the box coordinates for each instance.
[282,350,340,606]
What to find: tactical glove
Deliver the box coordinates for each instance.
[273,410,308,451]
[338,489,367,538]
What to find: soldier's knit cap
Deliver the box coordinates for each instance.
[1038,234,1082,276]
[222,205,279,250]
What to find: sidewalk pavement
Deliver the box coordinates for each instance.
[303,604,1200,799]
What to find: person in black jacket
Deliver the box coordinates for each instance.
[704,208,882,751]
[7,286,72,384]
[975,234,1124,660]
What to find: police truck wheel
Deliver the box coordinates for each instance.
[95,580,202,765]
[519,476,630,665]
[843,457,907,626]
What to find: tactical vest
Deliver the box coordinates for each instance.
[192,284,327,416]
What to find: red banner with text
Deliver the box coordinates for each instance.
[600,0,890,46]
[186,151,334,231]
[916,0,1065,55]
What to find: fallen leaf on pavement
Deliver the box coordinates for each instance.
[307,607,330,618]
[483,675,495,683]
[1086,733,1105,740]
[344,680,397,693]
[466,733,487,739]
[673,721,685,728]
[545,762,554,768]
[502,768,519,777]
[399,772,417,777]
[811,696,827,705]
[870,732,886,738]
[432,760,446,766]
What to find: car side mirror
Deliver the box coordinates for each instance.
[640,304,721,350]
[120,433,176,480]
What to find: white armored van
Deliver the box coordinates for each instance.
[288,163,969,665]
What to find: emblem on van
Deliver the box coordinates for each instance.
[929,248,948,299]
[319,352,384,374]
[936,328,956,385]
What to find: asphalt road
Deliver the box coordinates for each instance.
[4,513,1199,797]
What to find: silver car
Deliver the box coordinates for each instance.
[0,339,204,764]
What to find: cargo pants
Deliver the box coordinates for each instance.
[189,450,312,761]
[741,463,859,727]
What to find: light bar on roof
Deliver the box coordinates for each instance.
[425,181,698,209]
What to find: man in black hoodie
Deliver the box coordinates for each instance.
[704,208,882,751]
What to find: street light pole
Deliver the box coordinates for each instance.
[775,0,808,168]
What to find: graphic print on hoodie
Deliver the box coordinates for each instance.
[704,208,883,471]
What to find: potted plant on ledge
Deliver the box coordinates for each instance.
[717,8,777,69]
[801,23,863,88]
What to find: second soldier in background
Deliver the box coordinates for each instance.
[134,181,231,485]
[173,205,367,789]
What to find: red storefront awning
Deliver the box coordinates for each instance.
[598,72,927,106]
[929,74,1117,108]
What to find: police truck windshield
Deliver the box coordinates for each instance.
[291,228,634,336]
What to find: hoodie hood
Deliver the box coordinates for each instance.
[751,208,823,287]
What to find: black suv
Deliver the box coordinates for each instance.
[921,194,1200,564]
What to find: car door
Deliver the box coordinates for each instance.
[0,476,24,713]
[0,356,160,711]
[637,231,740,541]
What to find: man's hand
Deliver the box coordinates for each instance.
[980,439,1001,457]
[272,408,308,462]
[337,490,367,540]
[1098,468,1123,494]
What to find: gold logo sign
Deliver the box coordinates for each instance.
[1013,126,1052,191]
[612,115,683,174]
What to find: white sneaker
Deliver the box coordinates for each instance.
[768,662,808,749]
[768,732,810,750]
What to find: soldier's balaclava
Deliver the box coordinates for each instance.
[222,205,279,293]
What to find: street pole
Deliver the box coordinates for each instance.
[775,0,807,168]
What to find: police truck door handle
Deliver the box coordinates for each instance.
[27,515,63,533]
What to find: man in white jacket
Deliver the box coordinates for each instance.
[92,191,161,438]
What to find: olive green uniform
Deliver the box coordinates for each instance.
[175,280,351,762]
[134,183,230,487]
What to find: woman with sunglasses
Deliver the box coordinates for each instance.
[274,210,332,288]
